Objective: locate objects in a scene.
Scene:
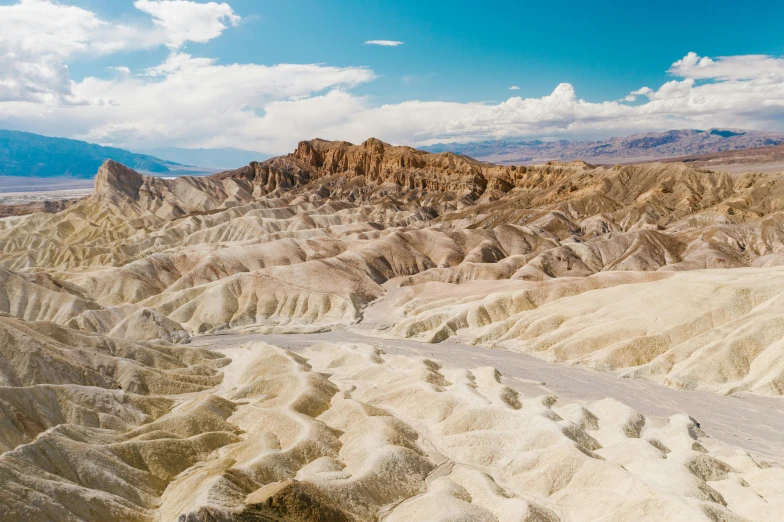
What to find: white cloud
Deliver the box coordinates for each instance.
[669,51,784,81]
[231,53,784,150]
[2,9,784,158]
[509,86,520,90]
[0,0,241,103]
[0,51,376,152]
[0,0,154,103]
[0,0,150,58]
[365,40,404,47]
[133,0,240,49]
[630,87,653,97]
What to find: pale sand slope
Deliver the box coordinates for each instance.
[5,340,783,521]
[192,331,784,462]
[367,267,784,396]
[706,161,784,174]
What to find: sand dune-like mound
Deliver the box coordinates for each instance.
[0,314,225,393]
[2,340,781,521]
[372,267,784,395]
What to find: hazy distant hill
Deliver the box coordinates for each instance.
[422,129,784,165]
[136,147,270,169]
[0,130,183,178]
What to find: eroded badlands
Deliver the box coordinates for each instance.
[1,139,783,521]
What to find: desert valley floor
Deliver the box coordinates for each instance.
[1,139,784,521]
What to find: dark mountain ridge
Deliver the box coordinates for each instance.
[0,130,182,178]
[0,130,262,179]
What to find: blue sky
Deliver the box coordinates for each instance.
[1,0,784,153]
[60,0,784,103]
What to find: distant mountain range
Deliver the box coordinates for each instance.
[135,147,270,170]
[421,129,784,165]
[0,130,270,179]
[661,141,784,174]
[0,130,183,178]
[5,128,783,183]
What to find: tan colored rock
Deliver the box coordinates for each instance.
[1,139,784,520]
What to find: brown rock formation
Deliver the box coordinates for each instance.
[2,138,784,521]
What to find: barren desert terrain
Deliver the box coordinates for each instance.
[1,139,784,521]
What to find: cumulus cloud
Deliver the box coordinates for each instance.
[133,0,240,49]
[0,0,240,103]
[224,52,784,150]
[669,51,784,81]
[624,87,654,102]
[2,5,784,157]
[364,40,404,47]
[509,86,520,90]
[1,51,376,151]
[0,0,149,103]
